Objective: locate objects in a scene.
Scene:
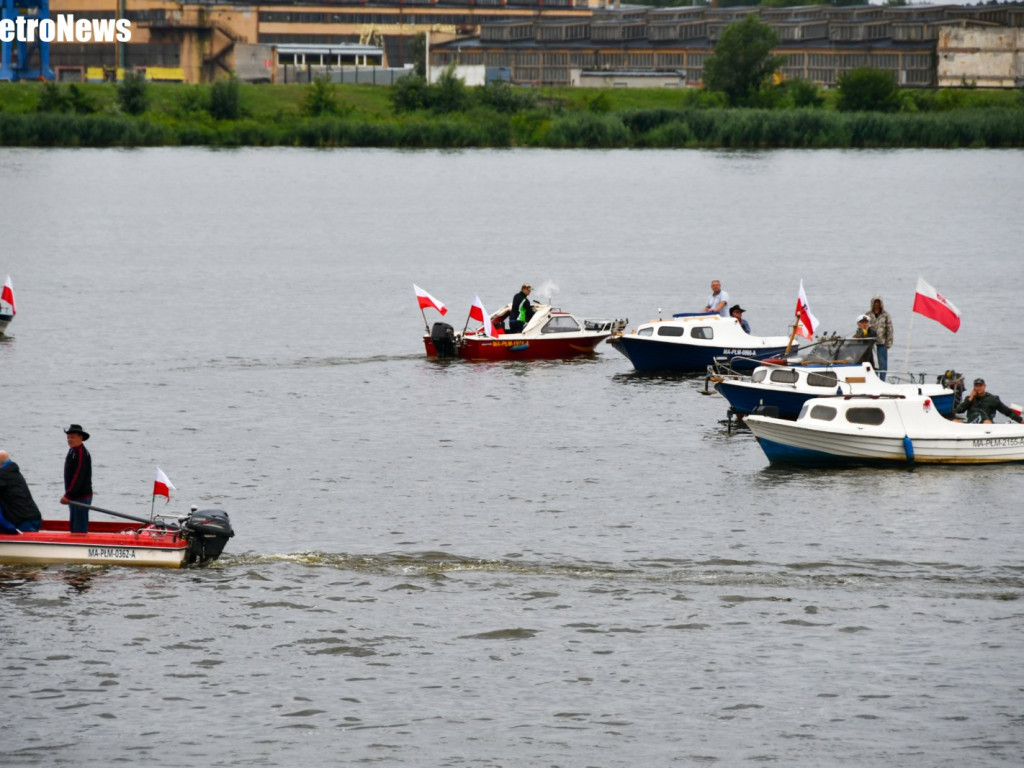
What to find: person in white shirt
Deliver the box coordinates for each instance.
[702,280,729,317]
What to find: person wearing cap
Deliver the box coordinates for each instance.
[0,450,43,534]
[729,304,751,334]
[853,314,876,340]
[702,280,729,317]
[955,379,1024,424]
[61,424,93,533]
[510,283,535,334]
[866,295,894,381]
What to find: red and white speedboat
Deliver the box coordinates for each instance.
[0,508,234,568]
[424,303,627,361]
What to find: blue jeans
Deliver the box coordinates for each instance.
[69,496,92,533]
[876,346,888,381]
[0,504,41,533]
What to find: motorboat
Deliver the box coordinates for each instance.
[424,303,627,361]
[745,394,1024,466]
[711,337,962,420]
[607,313,794,374]
[0,506,234,568]
[0,275,13,336]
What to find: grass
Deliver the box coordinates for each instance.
[1,80,1022,149]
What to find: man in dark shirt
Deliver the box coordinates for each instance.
[955,379,1023,424]
[0,450,43,534]
[61,424,93,533]
[510,283,535,334]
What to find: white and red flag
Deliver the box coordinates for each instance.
[469,294,497,337]
[413,284,448,316]
[912,277,961,333]
[153,467,175,503]
[1,276,15,315]
[794,279,819,339]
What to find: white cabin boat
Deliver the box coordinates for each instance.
[746,394,1024,466]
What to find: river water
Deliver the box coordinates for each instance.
[2,147,1023,767]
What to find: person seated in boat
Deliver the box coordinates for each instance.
[729,304,751,334]
[702,280,729,317]
[853,315,876,340]
[955,378,1024,424]
[0,450,43,534]
[510,284,535,334]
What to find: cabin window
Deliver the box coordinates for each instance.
[809,404,837,421]
[769,369,799,384]
[752,369,767,383]
[807,371,839,388]
[846,407,885,425]
[541,316,581,334]
[690,326,713,340]
[657,325,685,337]
[638,327,653,336]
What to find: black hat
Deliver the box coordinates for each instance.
[64,424,90,441]
[729,304,745,314]
[973,378,985,386]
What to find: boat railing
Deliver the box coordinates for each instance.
[584,317,628,333]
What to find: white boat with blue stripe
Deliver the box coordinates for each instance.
[746,394,1024,466]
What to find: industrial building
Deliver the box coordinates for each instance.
[2,1,1023,87]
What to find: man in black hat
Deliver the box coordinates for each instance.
[730,304,751,334]
[955,379,1024,424]
[0,450,42,534]
[61,424,93,533]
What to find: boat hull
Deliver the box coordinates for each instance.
[0,520,189,568]
[0,313,11,336]
[424,332,611,361]
[609,335,788,374]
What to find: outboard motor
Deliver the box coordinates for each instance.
[940,369,965,409]
[184,508,234,564]
[431,322,457,358]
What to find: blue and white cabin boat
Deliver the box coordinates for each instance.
[712,337,960,420]
[607,313,793,374]
[746,394,1024,466]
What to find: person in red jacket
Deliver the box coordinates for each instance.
[61,424,93,533]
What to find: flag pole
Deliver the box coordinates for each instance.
[785,313,800,355]
[150,495,155,523]
[420,306,430,334]
[903,313,915,376]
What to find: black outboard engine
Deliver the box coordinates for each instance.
[431,322,457,358]
[184,509,234,565]
[940,369,965,410]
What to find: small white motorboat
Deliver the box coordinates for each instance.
[745,394,1024,466]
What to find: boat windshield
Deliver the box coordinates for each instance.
[800,337,876,365]
[541,316,581,334]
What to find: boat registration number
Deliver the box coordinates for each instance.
[88,547,137,559]
[723,349,760,355]
[972,437,1024,448]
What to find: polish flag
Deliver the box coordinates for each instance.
[413,284,447,316]
[469,294,497,337]
[913,277,961,333]
[794,279,819,340]
[1,276,14,315]
[153,467,175,502]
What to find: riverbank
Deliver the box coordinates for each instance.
[1,81,1022,149]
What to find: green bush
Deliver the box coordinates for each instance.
[303,76,346,117]
[836,67,901,113]
[209,77,241,120]
[118,72,149,116]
